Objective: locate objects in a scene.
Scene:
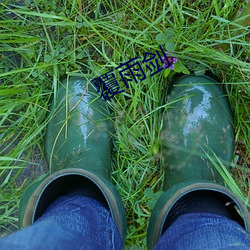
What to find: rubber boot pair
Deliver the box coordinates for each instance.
[19,75,250,249]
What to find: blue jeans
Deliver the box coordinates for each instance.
[0,196,249,249]
[156,213,250,250]
[0,196,123,250]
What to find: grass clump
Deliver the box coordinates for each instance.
[0,0,249,248]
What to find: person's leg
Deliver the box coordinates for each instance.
[16,77,126,249]
[155,213,250,250]
[147,75,250,249]
[0,195,123,250]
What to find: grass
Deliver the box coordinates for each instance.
[0,0,249,248]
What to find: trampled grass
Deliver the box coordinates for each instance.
[0,0,249,248]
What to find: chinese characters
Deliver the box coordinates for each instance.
[91,45,174,101]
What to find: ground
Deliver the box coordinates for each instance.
[0,0,249,248]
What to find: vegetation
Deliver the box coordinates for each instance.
[0,0,249,248]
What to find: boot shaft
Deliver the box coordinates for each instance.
[160,75,234,189]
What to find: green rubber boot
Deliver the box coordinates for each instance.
[19,77,127,242]
[147,75,250,249]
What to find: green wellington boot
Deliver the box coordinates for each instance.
[147,75,250,249]
[19,77,126,242]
